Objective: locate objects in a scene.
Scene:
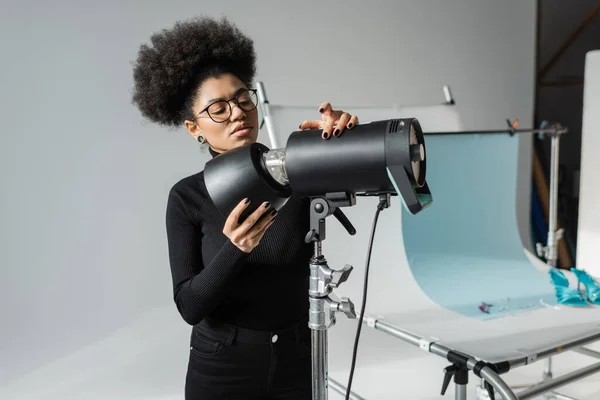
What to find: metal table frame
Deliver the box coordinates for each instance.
[257,82,599,400]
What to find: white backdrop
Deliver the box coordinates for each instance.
[577,50,600,277]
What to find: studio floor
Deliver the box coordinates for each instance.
[2,305,600,400]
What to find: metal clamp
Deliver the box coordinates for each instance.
[363,315,377,328]
[517,348,538,365]
[420,338,432,351]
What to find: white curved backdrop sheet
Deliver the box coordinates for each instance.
[577,50,600,278]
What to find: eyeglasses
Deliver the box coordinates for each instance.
[195,88,258,123]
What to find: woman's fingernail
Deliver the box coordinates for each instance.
[271,209,278,216]
[264,202,271,208]
[319,108,324,113]
[322,131,329,139]
[244,198,250,204]
[347,123,353,129]
[333,129,340,137]
[299,124,302,129]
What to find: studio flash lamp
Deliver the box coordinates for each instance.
[203,118,432,400]
[204,118,432,219]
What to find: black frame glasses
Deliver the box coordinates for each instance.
[195,88,258,123]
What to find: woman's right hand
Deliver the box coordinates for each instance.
[223,199,277,253]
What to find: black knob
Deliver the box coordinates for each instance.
[441,365,457,395]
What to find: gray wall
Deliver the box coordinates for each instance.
[0,0,537,384]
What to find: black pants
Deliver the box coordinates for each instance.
[185,317,312,400]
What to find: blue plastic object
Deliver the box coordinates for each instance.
[548,268,588,307]
[570,268,600,305]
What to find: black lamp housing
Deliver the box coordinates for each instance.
[203,143,292,223]
[203,118,432,221]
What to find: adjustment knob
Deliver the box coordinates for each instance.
[338,297,357,319]
[331,264,353,288]
[441,365,458,395]
[305,229,318,243]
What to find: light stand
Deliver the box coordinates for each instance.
[304,193,359,399]
[534,123,568,400]
[304,192,394,400]
[534,123,568,269]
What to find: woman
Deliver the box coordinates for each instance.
[131,15,359,400]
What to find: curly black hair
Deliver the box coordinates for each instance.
[131,16,256,128]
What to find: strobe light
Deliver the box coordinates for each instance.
[204,118,432,221]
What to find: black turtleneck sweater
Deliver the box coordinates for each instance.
[165,147,313,330]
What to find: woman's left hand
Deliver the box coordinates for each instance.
[298,102,359,140]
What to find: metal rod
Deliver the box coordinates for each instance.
[328,378,368,400]
[532,145,573,269]
[455,384,467,400]
[511,383,535,389]
[572,347,600,359]
[256,81,280,149]
[547,135,561,268]
[312,329,328,400]
[544,357,554,380]
[517,360,600,399]
[424,127,567,136]
[362,316,422,348]
[543,357,554,399]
